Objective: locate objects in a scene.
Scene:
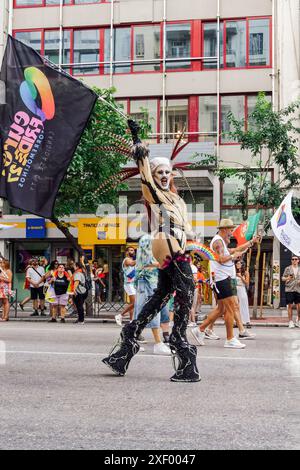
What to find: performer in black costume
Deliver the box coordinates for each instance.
[102,120,200,382]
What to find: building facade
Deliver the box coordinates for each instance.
[1,0,295,307]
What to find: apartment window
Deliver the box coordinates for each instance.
[202,18,270,69]
[203,23,223,69]
[45,0,71,4]
[15,0,43,5]
[249,19,270,66]
[221,96,245,143]
[44,30,71,68]
[15,31,42,53]
[105,28,131,74]
[133,25,161,72]
[161,99,188,141]
[130,100,158,142]
[226,20,246,68]
[166,24,191,70]
[73,29,99,75]
[199,96,218,142]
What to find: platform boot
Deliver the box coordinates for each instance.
[102,323,140,376]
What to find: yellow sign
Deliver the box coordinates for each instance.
[78,217,127,245]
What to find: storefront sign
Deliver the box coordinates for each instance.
[78,217,127,245]
[26,218,46,239]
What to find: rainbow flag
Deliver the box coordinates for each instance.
[186,242,219,261]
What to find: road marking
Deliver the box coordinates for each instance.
[3,350,283,361]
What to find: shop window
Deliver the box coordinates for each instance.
[166,23,191,70]
[180,190,214,213]
[249,19,270,66]
[133,25,161,72]
[226,20,246,68]
[15,30,42,54]
[199,96,218,142]
[105,28,131,74]
[73,29,100,75]
[160,98,188,141]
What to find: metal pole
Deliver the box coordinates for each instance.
[98,95,128,121]
[217,0,220,159]
[8,0,13,35]
[162,0,167,143]
[272,0,276,111]
[58,0,63,70]
[109,0,114,88]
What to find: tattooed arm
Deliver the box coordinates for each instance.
[212,240,239,264]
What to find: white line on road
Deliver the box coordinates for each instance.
[3,350,283,361]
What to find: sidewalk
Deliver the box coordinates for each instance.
[5,304,296,328]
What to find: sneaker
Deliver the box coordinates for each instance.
[30,311,39,317]
[239,330,256,340]
[153,342,172,355]
[295,319,300,328]
[188,321,197,327]
[138,346,145,352]
[48,318,57,323]
[60,318,66,323]
[205,329,220,340]
[191,327,205,346]
[289,321,295,329]
[115,314,122,327]
[137,335,147,344]
[224,337,246,349]
[19,303,24,311]
[75,320,85,325]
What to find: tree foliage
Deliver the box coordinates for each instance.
[212,93,300,223]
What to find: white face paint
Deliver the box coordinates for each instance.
[153,164,172,190]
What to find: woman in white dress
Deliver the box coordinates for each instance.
[236,260,251,327]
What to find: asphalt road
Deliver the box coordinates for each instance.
[0,322,299,450]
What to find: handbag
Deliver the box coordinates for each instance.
[45,285,56,304]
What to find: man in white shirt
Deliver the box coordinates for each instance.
[26,257,46,317]
[191,219,260,349]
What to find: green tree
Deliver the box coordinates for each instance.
[51,87,150,253]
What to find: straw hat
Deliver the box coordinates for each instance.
[217,218,236,229]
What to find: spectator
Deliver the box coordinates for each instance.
[115,247,136,326]
[19,259,33,311]
[73,262,88,325]
[0,259,12,322]
[48,264,71,323]
[26,257,46,317]
[133,234,171,355]
[95,265,106,303]
[44,260,59,319]
[282,255,300,328]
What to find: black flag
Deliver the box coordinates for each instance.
[0,35,97,218]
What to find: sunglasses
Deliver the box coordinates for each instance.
[292,258,299,261]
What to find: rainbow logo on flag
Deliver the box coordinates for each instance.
[186,242,219,261]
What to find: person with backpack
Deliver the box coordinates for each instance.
[73,262,88,325]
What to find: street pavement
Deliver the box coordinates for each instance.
[0,322,299,450]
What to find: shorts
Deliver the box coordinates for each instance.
[30,287,45,300]
[124,283,136,296]
[53,293,69,306]
[215,277,237,300]
[285,291,300,305]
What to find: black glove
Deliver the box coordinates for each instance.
[127,119,142,145]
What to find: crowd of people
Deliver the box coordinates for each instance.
[1,240,300,333]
